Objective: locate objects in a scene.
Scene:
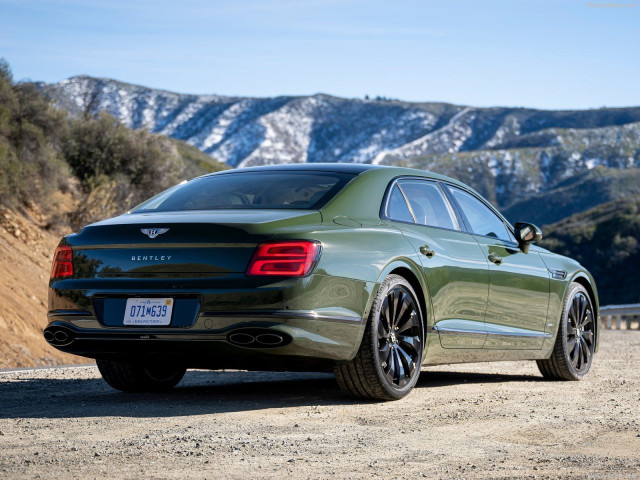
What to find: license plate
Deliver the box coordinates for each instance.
[123,298,174,326]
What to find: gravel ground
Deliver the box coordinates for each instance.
[1,329,639,479]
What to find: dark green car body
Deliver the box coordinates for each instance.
[45,164,599,373]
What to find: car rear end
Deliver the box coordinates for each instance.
[44,169,371,372]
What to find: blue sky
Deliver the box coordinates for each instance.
[1,0,639,109]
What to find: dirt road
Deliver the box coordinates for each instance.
[1,330,639,479]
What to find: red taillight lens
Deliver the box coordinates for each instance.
[51,246,73,279]
[246,241,320,277]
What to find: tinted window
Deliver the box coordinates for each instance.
[133,172,355,212]
[386,185,414,223]
[398,180,459,230]
[448,186,512,241]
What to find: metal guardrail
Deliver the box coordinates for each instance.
[600,304,640,330]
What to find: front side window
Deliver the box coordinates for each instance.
[398,180,459,230]
[447,186,512,241]
[133,171,355,212]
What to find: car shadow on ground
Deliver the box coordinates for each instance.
[0,369,543,420]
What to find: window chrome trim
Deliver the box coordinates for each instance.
[435,182,461,231]
[395,183,417,223]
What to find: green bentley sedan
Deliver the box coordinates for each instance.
[45,164,599,400]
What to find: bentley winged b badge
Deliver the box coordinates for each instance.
[141,228,169,239]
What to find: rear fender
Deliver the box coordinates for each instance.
[367,258,432,352]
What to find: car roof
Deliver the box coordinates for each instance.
[203,162,465,187]
[206,163,381,176]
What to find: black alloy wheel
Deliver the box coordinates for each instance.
[334,274,425,401]
[566,290,595,373]
[377,285,423,388]
[537,283,596,380]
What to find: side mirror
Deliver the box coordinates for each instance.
[514,222,542,254]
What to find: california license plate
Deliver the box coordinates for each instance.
[123,298,174,326]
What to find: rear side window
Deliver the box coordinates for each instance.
[447,186,512,241]
[386,185,414,223]
[397,180,459,230]
[133,171,355,212]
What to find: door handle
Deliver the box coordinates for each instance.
[420,245,435,258]
[488,252,503,265]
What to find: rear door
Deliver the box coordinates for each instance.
[383,179,490,349]
[445,185,550,349]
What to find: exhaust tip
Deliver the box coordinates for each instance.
[54,331,69,343]
[44,327,74,346]
[255,333,285,346]
[228,332,255,346]
[226,329,292,348]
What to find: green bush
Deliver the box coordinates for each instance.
[0,58,226,227]
[0,59,69,208]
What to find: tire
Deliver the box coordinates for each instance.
[334,274,425,401]
[537,282,596,380]
[96,359,186,392]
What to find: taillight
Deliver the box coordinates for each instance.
[51,245,73,279]
[246,241,320,277]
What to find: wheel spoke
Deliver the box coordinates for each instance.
[396,310,417,334]
[396,345,416,377]
[567,326,577,336]
[398,334,421,356]
[386,347,397,379]
[383,298,392,331]
[577,341,584,369]
[393,348,405,385]
[395,295,410,326]
[569,297,579,326]
[567,337,577,351]
[390,291,399,328]
[578,295,587,327]
[580,338,591,365]
[571,340,580,367]
[582,331,594,345]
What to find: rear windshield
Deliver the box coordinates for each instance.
[132,171,356,212]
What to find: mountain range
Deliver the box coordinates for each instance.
[39,76,640,214]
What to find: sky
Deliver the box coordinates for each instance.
[1,0,639,109]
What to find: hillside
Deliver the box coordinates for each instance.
[503,167,640,226]
[540,197,640,305]
[40,76,640,209]
[0,206,85,367]
[0,60,226,367]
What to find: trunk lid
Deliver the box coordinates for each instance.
[66,210,321,277]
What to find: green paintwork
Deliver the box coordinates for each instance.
[46,164,599,369]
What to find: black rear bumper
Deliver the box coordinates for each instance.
[43,321,339,372]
